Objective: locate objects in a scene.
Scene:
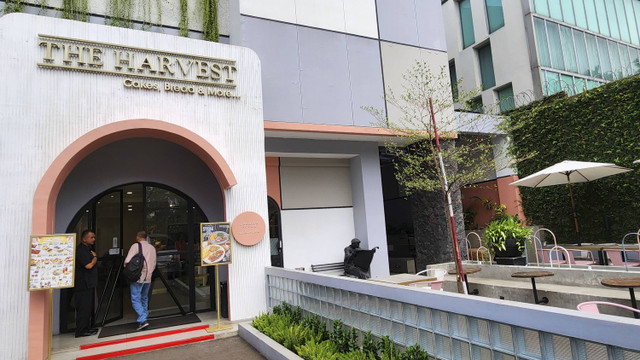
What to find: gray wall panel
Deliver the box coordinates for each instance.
[376,0,419,47]
[377,0,447,51]
[241,16,303,123]
[416,0,447,51]
[346,36,386,127]
[298,27,353,125]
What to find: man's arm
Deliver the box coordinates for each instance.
[84,250,98,269]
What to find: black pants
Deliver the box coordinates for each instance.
[75,288,94,336]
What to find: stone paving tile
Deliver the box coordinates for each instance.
[116,335,266,360]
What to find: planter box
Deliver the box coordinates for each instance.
[238,322,303,360]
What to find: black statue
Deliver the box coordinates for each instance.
[344,238,377,279]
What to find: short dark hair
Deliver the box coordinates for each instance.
[136,230,147,239]
[81,229,93,239]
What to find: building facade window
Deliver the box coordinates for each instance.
[459,0,475,48]
[477,43,496,90]
[485,0,504,33]
[530,0,640,47]
[533,16,640,87]
[497,85,515,112]
[449,60,458,99]
[468,96,484,113]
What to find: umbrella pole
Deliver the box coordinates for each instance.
[566,175,581,246]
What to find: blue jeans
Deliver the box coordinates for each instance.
[130,282,151,323]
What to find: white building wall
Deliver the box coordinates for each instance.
[0,13,267,358]
[442,0,536,110]
[280,208,355,271]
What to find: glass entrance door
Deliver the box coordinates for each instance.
[62,183,216,332]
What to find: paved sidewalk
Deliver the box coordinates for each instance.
[116,336,266,360]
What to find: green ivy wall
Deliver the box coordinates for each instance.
[505,75,640,244]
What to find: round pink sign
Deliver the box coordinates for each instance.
[231,211,266,246]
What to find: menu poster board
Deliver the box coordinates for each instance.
[28,234,76,291]
[200,222,232,266]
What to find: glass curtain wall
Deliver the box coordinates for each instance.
[533,15,640,96]
[531,0,640,46]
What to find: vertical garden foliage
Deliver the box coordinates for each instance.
[2,0,24,14]
[106,0,133,28]
[178,0,189,36]
[504,75,640,243]
[62,0,88,21]
[201,0,219,41]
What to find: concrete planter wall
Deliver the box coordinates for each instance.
[238,322,302,360]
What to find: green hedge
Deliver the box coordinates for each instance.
[504,75,640,244]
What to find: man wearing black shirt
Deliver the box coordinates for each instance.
[75,230,99,337]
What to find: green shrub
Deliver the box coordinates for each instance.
[296,338,340,360]
[378,336,401,360]
[400,345,430,360]
[361,331,378,357]
[504,75,640,243]
[330,320,359,353]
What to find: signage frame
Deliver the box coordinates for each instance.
[28,233,76,291]
[200,222,232,267]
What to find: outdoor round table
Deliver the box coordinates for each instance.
[448,266,481,295]
[601,277,640,319]
[511,271,554,304]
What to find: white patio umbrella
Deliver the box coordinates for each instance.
[510,160,632,245]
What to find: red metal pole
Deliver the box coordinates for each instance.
[429,98,467,294]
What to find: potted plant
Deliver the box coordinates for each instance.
[483,215,532,264]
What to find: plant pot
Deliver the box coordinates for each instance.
[493,238,523,258]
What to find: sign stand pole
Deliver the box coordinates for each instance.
[47,289,53,360]
[207,264,231,332]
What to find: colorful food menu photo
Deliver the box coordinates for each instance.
[29,234,76,291]
[200,222,232,266]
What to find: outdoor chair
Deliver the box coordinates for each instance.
[566,249,596,265]
[604,249,640,267]
[577,301,640,317]
[535,248,568,265]
[416,268,447,281]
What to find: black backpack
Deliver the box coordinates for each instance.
[122,242,146,283]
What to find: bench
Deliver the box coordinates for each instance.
[311,262,345,274]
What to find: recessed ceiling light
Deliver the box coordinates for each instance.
[126,191,133,195]
[127,208,133,211]
[127,204,132,208]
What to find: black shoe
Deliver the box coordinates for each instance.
[88,327,99,333]
[136,321,149,331]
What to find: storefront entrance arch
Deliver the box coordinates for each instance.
[29,119,237,360]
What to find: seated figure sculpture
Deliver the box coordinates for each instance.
[344,238,376,279]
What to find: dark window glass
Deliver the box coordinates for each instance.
[485,0,505,33]
[546,22,565,70]
[534,17,551,67]
[460,0,476,48]
[468,97,484,113]
[497,85,515,112]
[573,29,591,76]
[597,37,614,80]
[585,33,602,78]
[449,60,458,99]
[477,43,496,90]
[560,25,578,73]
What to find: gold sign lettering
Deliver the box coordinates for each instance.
[36,34,239,97]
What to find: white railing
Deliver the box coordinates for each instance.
[265,267,640,359]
